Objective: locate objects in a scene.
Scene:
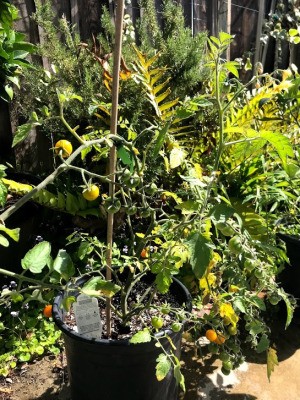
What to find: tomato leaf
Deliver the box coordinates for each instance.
[174,364,185,391]
[21,241,51,273]
[81,277,121,298]
[129,328,151,344]
[0,225,20,242]
[12,121,41,147]
[169,147,186,169]
[155,272,172,294]
[117,145,134,171]
[53,249,75,281]
[0,234,9,247]
[267,347,278,381]
[186,232,213,279]
[153,122,171,157]
[156,353,171,381]
[256,334,270,353]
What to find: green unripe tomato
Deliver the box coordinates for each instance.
[161,306,171,315]
[121,169,131,182]
[145,182,157,195]
[139,207,151,218]
[268,293,281,305]
[125,205,137,216]
[228,236,243,255]
[125,173,140,188]
[244,258,256,272]
[207,342,219,354]
[215,222,234,236]
[151,316,164,330]
[221,367,231,376]
[104,197,121,214]
[171,322,182,333]
[222,360,233,371]
[254,269,264,279]
[219,352,231,362]
[228,325,238,336]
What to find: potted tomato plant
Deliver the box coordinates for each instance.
[0,24,297,398]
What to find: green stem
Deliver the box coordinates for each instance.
[0,136,126,223]
[59,104,85,144]
[0,268,61,290]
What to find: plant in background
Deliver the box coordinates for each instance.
[15,0,207,144]
[0,0,35,101]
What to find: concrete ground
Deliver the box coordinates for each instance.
[181,311,300,400]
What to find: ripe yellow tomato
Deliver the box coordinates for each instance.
[205,329,218,342]
[54,140,73,158]
[82,185,100,201]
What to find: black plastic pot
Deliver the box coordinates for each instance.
[277,232,300,298]
[53,276,192,400]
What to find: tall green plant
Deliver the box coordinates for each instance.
[0,0,35,101]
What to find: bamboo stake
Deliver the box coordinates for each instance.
[254,0,265,69]
[106,0,125,337]
[226,0,231,61]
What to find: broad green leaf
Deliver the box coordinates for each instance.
[233,298,246,313]
[175,200,199,214]
[66,192,80,214]
[78,242,92,260]
[81,276,121,298]
[35,345,44,355]
[256,334,270,353]
[189,98,213,108]
[210,203,235,221]
[62,296,76,311]
[250,295,266,311]
[53,249,75,281]
[219,31,233,44]
[174,364,185,391]
[156,353,171,381]
[10,292,23,303]
[155,272,172,294]
[260,131,294,167]
[117,145,134,171]
[0,234,9,247]
[267,347,278,381]
[0,225,19,241]
[186,232,213,279]
[153,122,171,157]
[231,199,268,240]
[18,353,31,362]
[7,75,19,88]
[129,328,151,344]
[224,61,239,78]
[0,180,8,207]
[5,85,13,100]
[170,147,186,169]
[280,290,294,328]
[12,121,40,147]
[21,241,51,273]
[289,28,299,37]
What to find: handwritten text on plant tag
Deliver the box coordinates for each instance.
[73,294,102,339]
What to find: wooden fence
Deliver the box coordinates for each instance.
[0,0,295,173]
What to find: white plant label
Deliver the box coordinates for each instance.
[73,294,102,339]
